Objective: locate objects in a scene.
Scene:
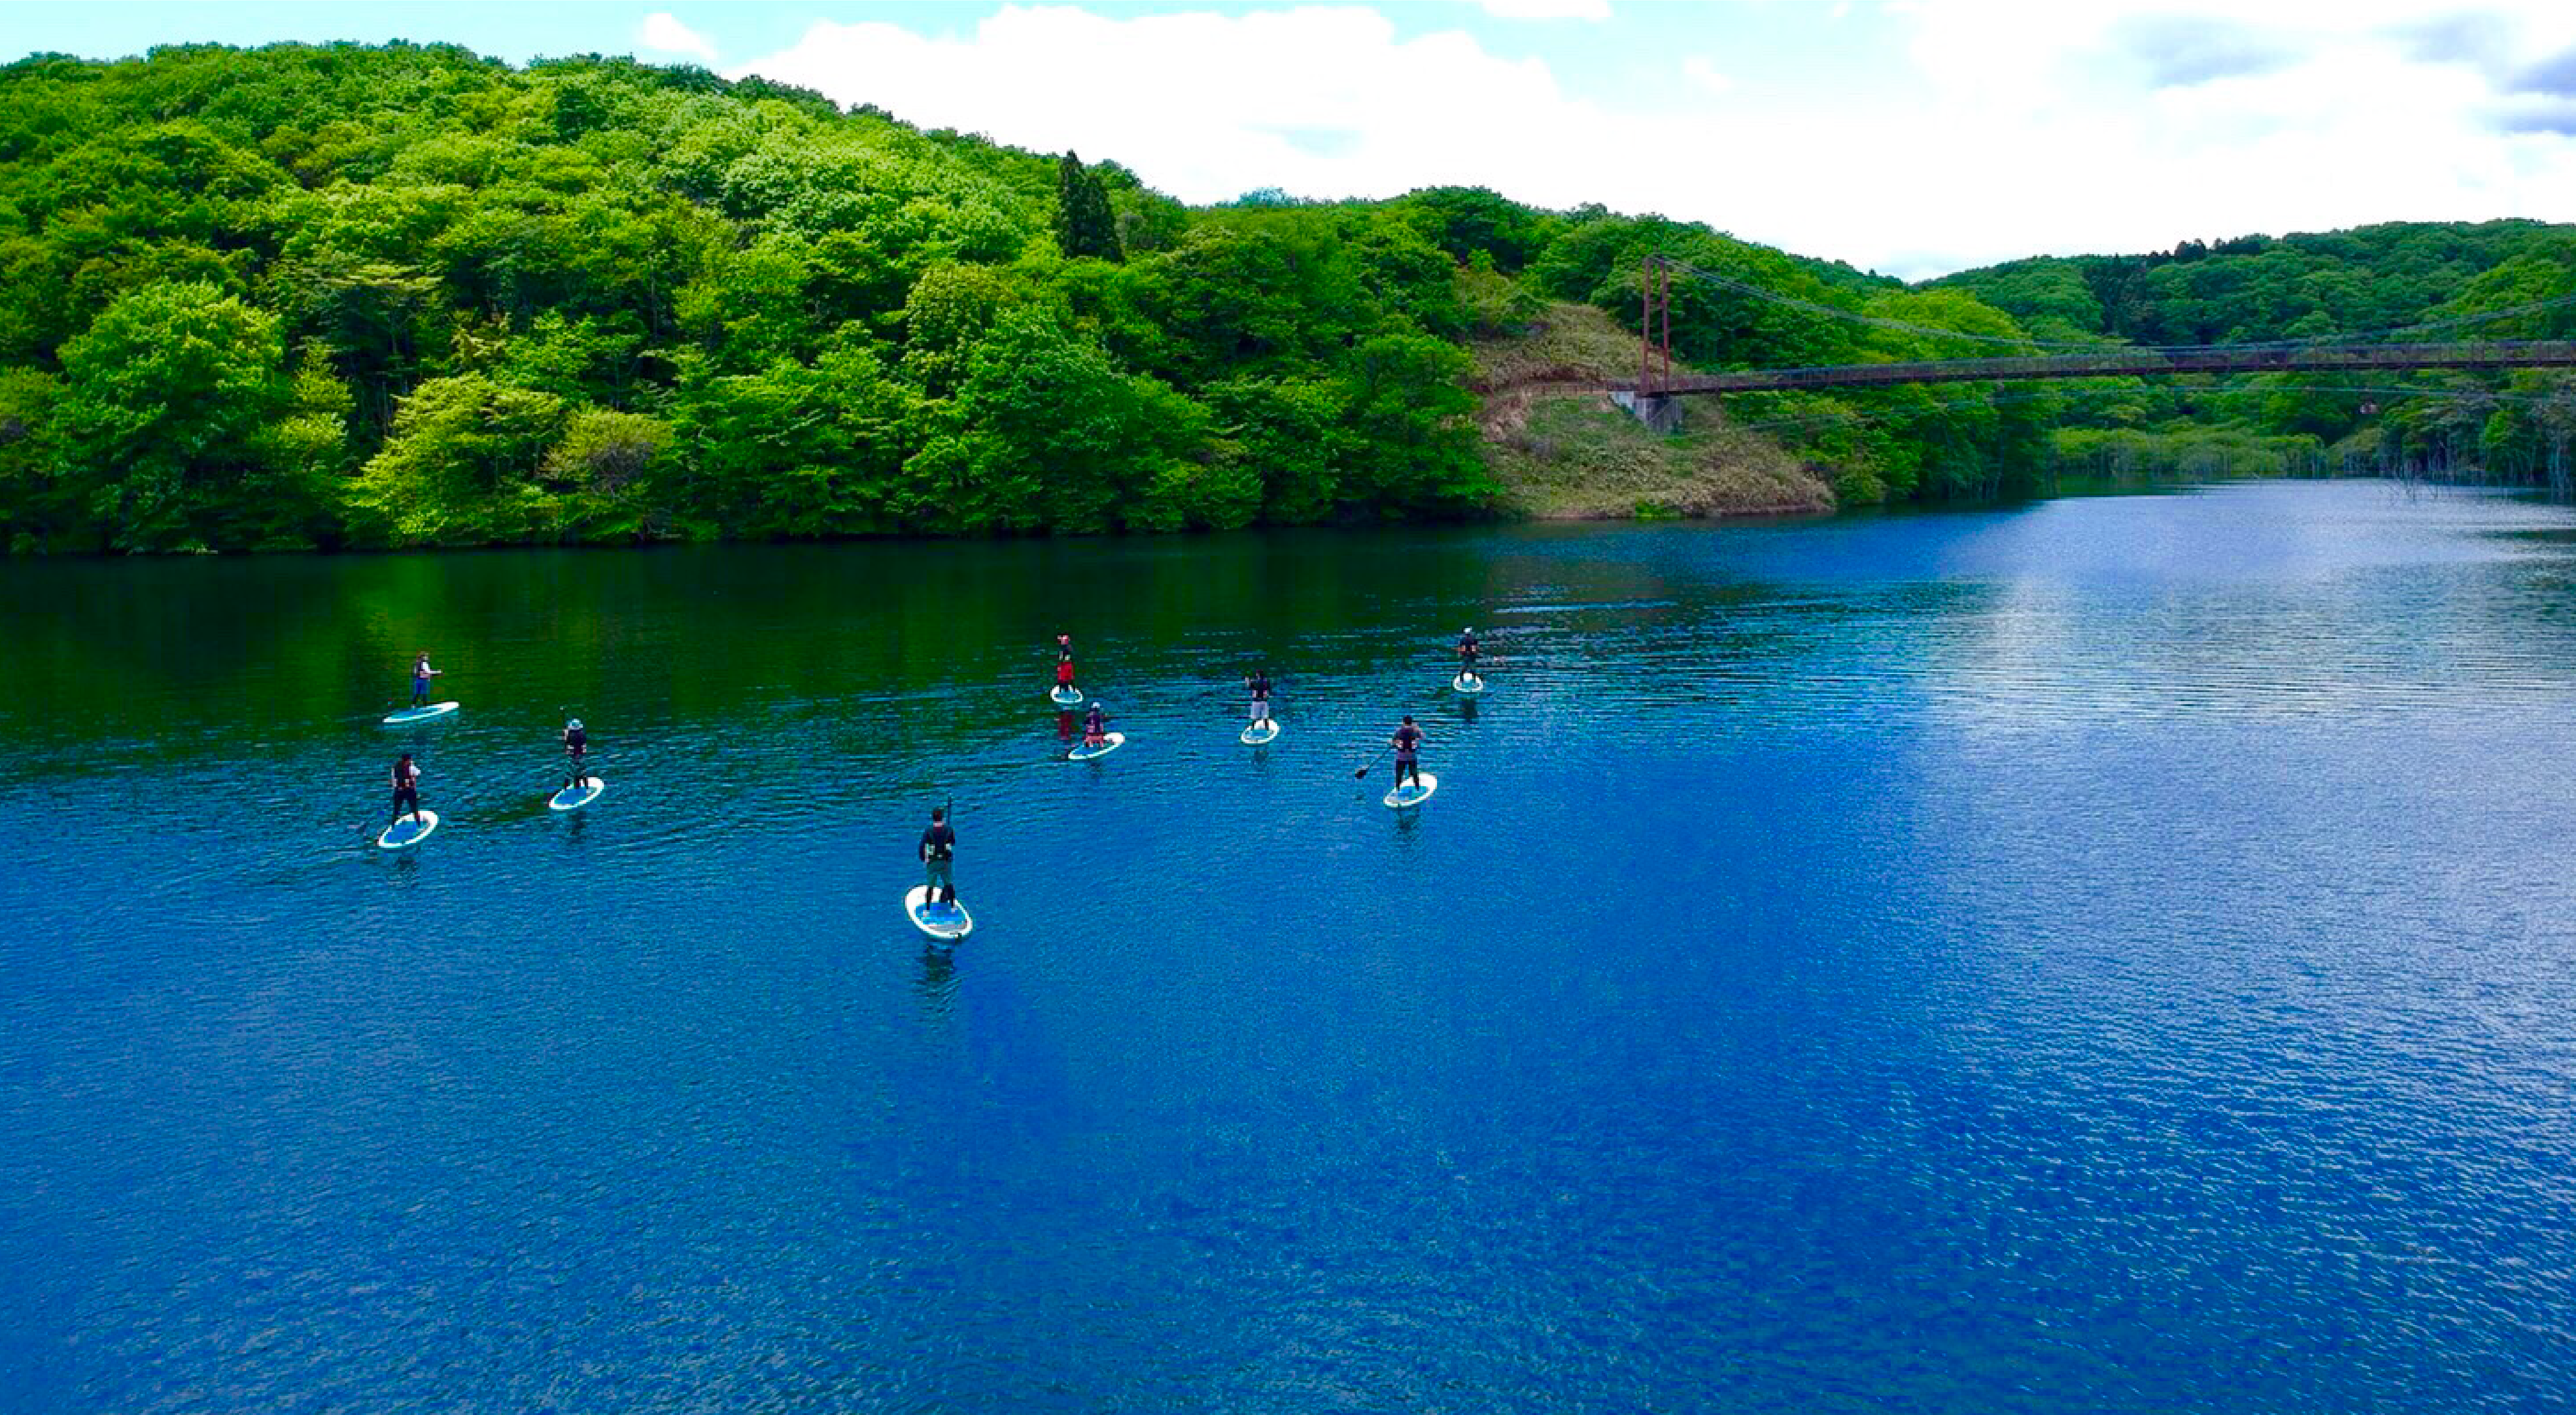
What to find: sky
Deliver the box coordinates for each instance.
[14,1,2576,278]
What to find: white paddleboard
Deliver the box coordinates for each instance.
[1242,717,1281,745]
[1453,673,1485,695]
[1384,772,1439,809]
[1051,685,1085,707]
[384,702,460,725]
[378,810,441,849]
[550,777,605,812]
[1067,731,1125,761]
[906,886,974,941]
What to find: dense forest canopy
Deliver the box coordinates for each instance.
[2,42,2572,553]
[1927,224,2576,482]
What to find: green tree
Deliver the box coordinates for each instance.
[0,369,65,551]
[349,372,568,544]
[937,308,1211,532]
[544,407,671,539]
[54,281,293,550]
[1334,332,1489,514]
[1052,151,1123,263]
[899,261,1019,398]
[670,337,925,538]
[1205,375,1348,524]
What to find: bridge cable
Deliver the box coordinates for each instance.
[1727,383,2569,436]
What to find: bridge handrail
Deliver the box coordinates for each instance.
[1610,340,2576,395]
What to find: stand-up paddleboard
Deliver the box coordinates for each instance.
[1453,673,1485,695]
[1384,773,1439,809]
[1067,731,1125,762]
[1242,717,1281,745]
[550,777,605,812]
[905,886,974,941]
[383,702,460,725]
[378,811,441,849]
[1051,685,1085,707]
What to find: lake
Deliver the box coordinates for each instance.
[2,480,2571,1413]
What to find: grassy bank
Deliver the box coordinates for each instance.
[1472,304,1832,520]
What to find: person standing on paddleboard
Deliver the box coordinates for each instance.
[1456,629,1480,679]
[919,807,959,907]
[1082,702,1111,749]
[1391,715,1425,790]
[1056,634,1077,697]
[563,717,590,792]
[410,652,442,707]
[390,752,425,826]
[1246,669,1274,730]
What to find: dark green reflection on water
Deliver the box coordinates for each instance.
[2,524,1838,770]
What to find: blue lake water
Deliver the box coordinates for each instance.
[2,480,2572,1411]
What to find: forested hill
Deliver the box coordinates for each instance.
[1927,221,2576,346]
[0,42,1514,550]
[0,40,2092,552]
[5,43,2573,554]
[1922,222,2576,482]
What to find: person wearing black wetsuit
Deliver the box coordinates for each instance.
[919,807,958,908]
[1246,670,1274,730]
[563,717,589,790]
[390,752,424,825]
[1391,715,1424,790]
[1456,629,1480,682]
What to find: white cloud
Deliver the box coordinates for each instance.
[732,2,2576,279]
[1471,0,1612,19]
[638,12,717,64]
[737,7,1608,207]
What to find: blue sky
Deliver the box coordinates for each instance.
[14,2,2576,278]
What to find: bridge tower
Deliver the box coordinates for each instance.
[1629,254,1683,433]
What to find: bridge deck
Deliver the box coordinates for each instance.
[1610,341,2576,395]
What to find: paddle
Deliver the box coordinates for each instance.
[1351,742,1394,780]
[364,763,427,839]
[927,795,956,916]
[1355,668,1448,779]
[1354,740,1425,786]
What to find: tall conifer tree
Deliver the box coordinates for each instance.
[1054,152,1125,263]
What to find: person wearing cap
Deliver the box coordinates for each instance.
[1055,634,1077,696]
[1456,628,1480,679]
[1391,714,1425,790]
[1082,701,1111,751]
[562,716,591,792]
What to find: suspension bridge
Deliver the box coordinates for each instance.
[1610,253,2576,426]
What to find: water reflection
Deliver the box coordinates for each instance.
[5,483,2576,1414]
